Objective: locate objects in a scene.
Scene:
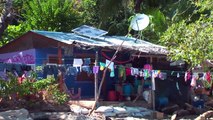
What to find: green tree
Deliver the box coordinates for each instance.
[0,0,15,46]
[160,0,213,68]
[1,0,82,46]
[22,0,82,32]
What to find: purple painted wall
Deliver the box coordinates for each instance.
[0,49,36,64]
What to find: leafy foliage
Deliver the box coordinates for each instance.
[160,0,213,67]
[22,0,82,32]
[1,0,82,45]
[0,73,68,105]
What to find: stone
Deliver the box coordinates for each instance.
[0,108,32,120]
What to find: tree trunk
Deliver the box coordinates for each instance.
[0,0,14,43]
[134,0,143,13]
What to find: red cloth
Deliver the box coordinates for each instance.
[126,68,131,76]
[206,71,211,83]
[18,77,25,84]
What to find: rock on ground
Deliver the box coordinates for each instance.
[0,108,32,120]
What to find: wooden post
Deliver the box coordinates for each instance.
[94,50,98,101]
[150,56,155,119]
[58,43,62,64]
[58,43,63,91]
[151,72,155,111]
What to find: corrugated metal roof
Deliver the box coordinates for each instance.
[32,30,168,55]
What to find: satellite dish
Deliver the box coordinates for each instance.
[130,14,149,31]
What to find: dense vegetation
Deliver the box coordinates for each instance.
[0,0,212,68]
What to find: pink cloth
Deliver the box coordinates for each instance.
[206,71,211,83]
[190,77,196,87]
[143,64,152,71]
[126,68,131,76]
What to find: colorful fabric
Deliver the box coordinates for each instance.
[190,77,196,87]
[118,65,126,80]
[93,66,99,74]
[185,71,191,82]
[125,68,131,76]
[99,62,105,71]
[206,71,211,83]
[73,58,83,67]
[143,69,150,80]
[144,64,152,71]
[105,59,115,77]
[139,70,143,77]
[83,58,91,66]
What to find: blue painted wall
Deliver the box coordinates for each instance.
[35,48,58,65]
[34,47,115,98]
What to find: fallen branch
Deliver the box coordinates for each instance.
[195,110,213,120]
[88,40,125,115]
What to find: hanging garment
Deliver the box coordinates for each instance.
[191,75,197,87]
[125,68,131,76]
[66,66,78,76]
[130,67,134,76]
[93,66,99,74]
[82,66,92,75]
[143,69,150,80]
[185,71,191,82]
[159,72,167,80]
[58,66,66,73]
[177,73,180,78]
[139,70,143,77]
[206,71,211,83]
[106,59,115,77]
[83,58,91,66]
[153,70,159,78]
[73,58,83,67]
[132,68,139,76]
[118,65,125,78]
[143,64,152,71]
[99,62,106,71]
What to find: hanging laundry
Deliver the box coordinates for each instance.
[93,66,99,74]
[159,72,167,80]
[191,73,198,87]
[66,66,78,76]
[133,68,139,75]
[153,70,160,78]
[139,70,143,77]
[118,65,125,77]
[184,72,187,81]
[83,58,91,66]
[184,71,191,82]
[177,73,180,78]
[99,62,106,71]
[130,67,134,76]
[202,73,206,81]
[206,71,211,83]
[126,68,131,76]
[202,79,212,88]
[73,58,83,67]
[110,71,115,77]
[143,64,152,71]
[105,59,115,77]
[143,69,150,80]
[82,66,92,75]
